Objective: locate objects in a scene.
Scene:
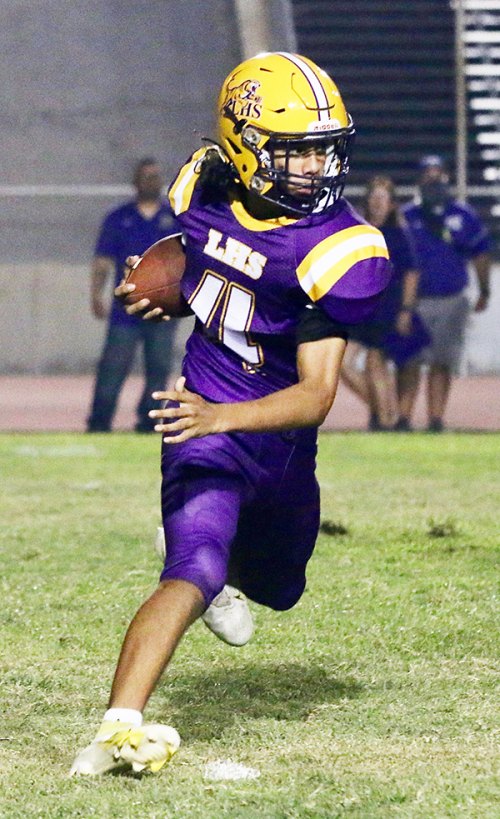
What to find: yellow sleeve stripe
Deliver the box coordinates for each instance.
[169,148,207,215]
[297,225,389,302]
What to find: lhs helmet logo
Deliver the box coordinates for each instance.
[222,79,262,120]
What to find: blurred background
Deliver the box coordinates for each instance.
[0,0,498,428]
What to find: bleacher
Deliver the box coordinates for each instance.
[291,0,499,255]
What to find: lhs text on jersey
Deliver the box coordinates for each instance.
[203,229,267,280]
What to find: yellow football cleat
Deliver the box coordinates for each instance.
[69,721,180,776]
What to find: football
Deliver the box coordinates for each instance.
[124,235,190,316]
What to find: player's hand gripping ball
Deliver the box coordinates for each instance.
[124,236,191,317]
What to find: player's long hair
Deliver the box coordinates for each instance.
[198,146,237,204]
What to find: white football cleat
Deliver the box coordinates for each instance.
[201,585,254,647]
[153,527,254,646]
[69,721,180,777]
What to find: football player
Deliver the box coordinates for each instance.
[70,51,392,777]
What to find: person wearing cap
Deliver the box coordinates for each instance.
[396,155,491,432]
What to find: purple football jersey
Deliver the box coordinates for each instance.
[169,148,391,403]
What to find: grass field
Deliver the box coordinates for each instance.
[1,431,498,818]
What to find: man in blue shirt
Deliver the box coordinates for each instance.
[87,158,181,432]
[397,155,491,432]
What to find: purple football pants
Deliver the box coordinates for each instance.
[160,428,320,610]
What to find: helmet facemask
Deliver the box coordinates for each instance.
[241,124,355,217]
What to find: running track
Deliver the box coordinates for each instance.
[0,374,498,432]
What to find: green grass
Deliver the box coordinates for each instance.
[1,432,499,818]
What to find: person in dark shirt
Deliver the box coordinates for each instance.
[342,175,425,429]
[398,155,491,432]
[87,158,181,432]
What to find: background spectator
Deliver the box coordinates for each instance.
[87,158,180,433]
[397,155,492,432]
[342,175,425,430]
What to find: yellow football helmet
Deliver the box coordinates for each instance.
[217,51,355,215]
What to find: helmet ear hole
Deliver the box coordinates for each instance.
[227,138,242,155]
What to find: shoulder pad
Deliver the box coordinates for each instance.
[168,148,209,216]
[297,224,389,302]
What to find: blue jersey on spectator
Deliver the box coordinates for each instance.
[403,200,490,297]
[95,201,181,325]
